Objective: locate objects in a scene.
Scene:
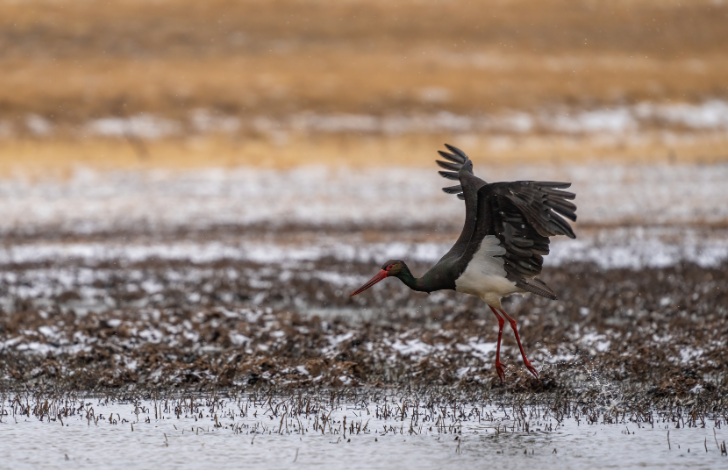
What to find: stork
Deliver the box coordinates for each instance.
[350,144,577,381]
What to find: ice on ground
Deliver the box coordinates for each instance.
[389,338,434,357]
[1,163,727,235]
[85,114,181,139]
[1,227,727,270]
[10,100,728,139]
[635,100,728,129]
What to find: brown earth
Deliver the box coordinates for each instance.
[1,248,726,407]
[2,2,727,406]
[3,0,728,174]
[1,0,727,122]
[3,132,728,179]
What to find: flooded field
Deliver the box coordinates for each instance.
[2,392,727,469]
[3,1,728,467]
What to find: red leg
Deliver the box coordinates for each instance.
[489,306,506,382]
[499,308,539,379]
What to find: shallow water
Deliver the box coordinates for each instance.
[2,395,726,469]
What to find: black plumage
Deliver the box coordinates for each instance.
[436,144,577,300]
[350,143,578,381]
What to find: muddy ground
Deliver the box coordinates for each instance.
[1,225,726,410]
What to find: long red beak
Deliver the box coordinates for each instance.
[350,270,388,297]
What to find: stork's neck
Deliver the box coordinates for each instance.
[393,265,425,292]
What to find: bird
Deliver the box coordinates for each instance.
[350,144,577,381]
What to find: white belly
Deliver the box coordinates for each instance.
[455,235,523,308]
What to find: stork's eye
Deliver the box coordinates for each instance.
[387,264,394,270]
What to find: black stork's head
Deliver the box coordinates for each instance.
[350,259,410,297]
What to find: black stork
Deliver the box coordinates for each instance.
[350,144,577,381]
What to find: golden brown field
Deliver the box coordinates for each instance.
[2,0,728,172]
[4,133,728,178]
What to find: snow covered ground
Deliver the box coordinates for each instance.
[2,163,727,235]
[1,162,726,399]
[9,100,728,138]
[2,226,728,270]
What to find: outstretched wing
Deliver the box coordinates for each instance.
[435,144,487,261]
[458,181,577,299]
[436,144,480,200]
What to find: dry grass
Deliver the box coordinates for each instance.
[1,0,727,121]
[4,54,728,121]
[2,0,728,172]
[1,133,727,177]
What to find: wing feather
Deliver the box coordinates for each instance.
[433,144,487,262]
[438,171,460,181]
[444,143,470,161]
[436,160,462,172]
[437,149,466,164]
[456,180,578,300]
[442,185,463,194]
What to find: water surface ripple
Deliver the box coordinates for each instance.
[2,395,726,469]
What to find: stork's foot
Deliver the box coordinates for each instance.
[495,361,505,383]
[498,308,540,381]
[524,360,539,380]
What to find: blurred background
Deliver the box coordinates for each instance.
[1,0,727,390]
[3,0,728,229]
[2,0,728,172]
